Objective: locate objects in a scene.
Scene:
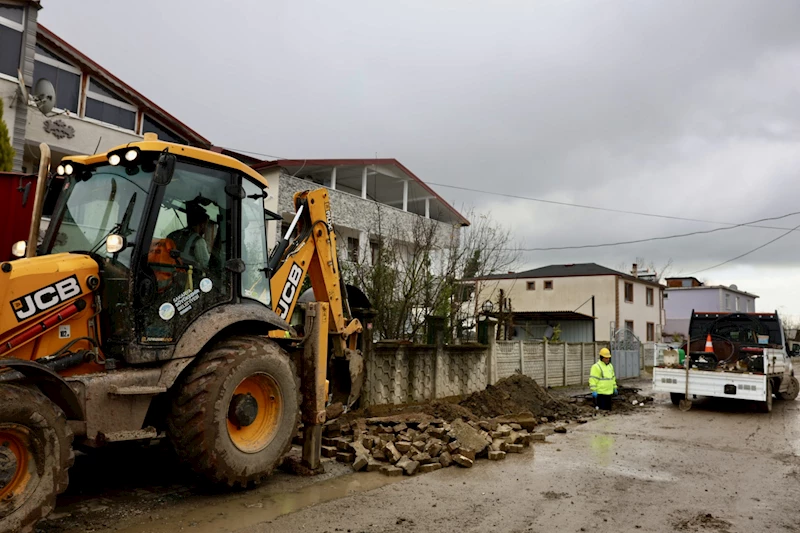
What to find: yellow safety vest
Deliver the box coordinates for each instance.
[589,360,616,395]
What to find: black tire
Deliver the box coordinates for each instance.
[0,384,74,533]
[779,376,799,401]
[758,381,773,413]
[670,393,684,406]
[166,336,300,488]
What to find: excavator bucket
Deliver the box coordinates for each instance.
[297,284,375,410]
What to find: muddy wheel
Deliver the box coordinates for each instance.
[166,336,299,487]
[779,376,799,401]
[758,381,773,413]
[0,384,74,533]
[670,393,684,406]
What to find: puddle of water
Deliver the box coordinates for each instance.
[110,471,403,533]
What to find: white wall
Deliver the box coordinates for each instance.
[0,78,18,153]
[25,108,142,163]
[475,275,617,341]
[617,278,663,342]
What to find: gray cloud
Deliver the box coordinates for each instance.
[40,0,800,311]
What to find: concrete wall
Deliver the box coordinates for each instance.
[360,335,618,406]
[363,342,488,406]
[617,278,664,342]
[495,340,612,387]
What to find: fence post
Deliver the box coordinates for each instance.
[519,340,525,376]
[487,321,497,386]
[543,340,549,387]
[580,343,585,385]
[563,342,568,386]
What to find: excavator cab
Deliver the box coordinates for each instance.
[0,136,365,532]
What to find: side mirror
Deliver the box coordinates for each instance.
[153,151,176,185]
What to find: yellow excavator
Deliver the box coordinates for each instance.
[0,135,367,532]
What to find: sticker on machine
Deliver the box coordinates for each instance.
[58,325,71,339]
[199,277,213,293]
[159,302,176,321]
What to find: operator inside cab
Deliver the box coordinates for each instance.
[168,200,210,269]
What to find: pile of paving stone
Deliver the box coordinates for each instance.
[320,414,542,476]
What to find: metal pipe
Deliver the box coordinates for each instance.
[26,143,51,258]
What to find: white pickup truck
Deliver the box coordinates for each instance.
[653,312,799,412]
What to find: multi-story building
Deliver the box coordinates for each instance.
[663,277,758,340]
[250,158,469,257]
[471,263,665,343]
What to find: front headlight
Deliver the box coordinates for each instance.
[106,234,126,254]
[11,240,26,258]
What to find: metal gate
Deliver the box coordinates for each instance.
[610,325,641,379]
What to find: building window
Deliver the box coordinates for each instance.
[625,320,634,332]
[625,282,634,303]
[544,280,553,290]
[646,287,653,306]
[0,4,24,78]
[527,281,535,291]
[347,236,359,262]
[370,240,381,265]
[735,296,740,311]
[725,293,730,310]
[32,45,81,113]
[646,322,655,342]
[746,300,751,312]
[143,114,187,144]
[85,78,137,130]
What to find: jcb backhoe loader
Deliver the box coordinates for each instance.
[0,135,365,532]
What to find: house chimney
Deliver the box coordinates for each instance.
[632,263,638,277]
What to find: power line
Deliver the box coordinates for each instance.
[426,182,800,232]
[220,144,799,234]
[690,219,800,275]
[508,211,800,251]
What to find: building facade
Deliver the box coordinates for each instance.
[1,1,208,177]
[251,159,469,259]
[663,277,758,340]
[472,263,665,343]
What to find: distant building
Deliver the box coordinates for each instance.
[663,277,758,340]
[470,263,665,343]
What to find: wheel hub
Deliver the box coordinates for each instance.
[0,443,17,490]
[228,393,259,427]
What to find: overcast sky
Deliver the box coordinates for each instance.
[40,0,800,318]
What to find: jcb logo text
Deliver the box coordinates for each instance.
[10,275,82,322]
[276,264,303,320]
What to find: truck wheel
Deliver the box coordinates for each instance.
[166,336,300,488]
[670,393,684,406]
[758,381,773,413]
[0,384,74,533]
[779,376,799,401]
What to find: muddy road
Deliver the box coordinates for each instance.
[37,391,800,533]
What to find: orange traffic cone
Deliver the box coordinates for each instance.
[704,334,714,353]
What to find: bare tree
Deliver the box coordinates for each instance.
[346,206,520,342]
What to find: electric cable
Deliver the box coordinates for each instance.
[690,218,800,275]
[506,211,800,251]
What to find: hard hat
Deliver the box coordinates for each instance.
[599,348,611,358]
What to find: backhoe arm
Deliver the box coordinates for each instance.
[270,189,363,405]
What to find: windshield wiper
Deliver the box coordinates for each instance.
[90,192,138,254]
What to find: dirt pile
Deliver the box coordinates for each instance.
[459,374,583,420]
[673,512,733,532]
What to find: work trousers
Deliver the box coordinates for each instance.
[596,394,612,411]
